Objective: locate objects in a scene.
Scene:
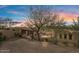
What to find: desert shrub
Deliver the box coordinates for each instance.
[0,26,6,29]
[5,28,10,30]
[14,32,22,38]
[0,32,2,35]
[14,32,18,37]
[12,29,15,31]
[0,32,6,44]
[63,41,68,47]
[0,36,6,41]
[52,38,58,45]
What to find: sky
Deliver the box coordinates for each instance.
[0,5,79,22]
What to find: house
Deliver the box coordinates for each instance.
[5,27,79,48]
[20,28,79,48]
[56,29,79,47]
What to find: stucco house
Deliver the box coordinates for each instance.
[56,29,79,47]
[20,28,79,47]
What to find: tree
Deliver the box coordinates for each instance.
[49,15,66,44]
[27,6,66,41]
[46,14,66,29]
[72,17,79,30]
[4,17,12,27]
[72,17,79,48]
[73,17,79,25]
[27,6,53,41]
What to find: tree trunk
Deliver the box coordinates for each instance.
[36,31,40,41]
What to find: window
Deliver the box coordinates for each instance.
[27,31,30,36]
[69,34,72,40]
[21,30,26,35]
[60,34,62,39]
[64,34,67,39]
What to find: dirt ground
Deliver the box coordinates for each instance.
[0,39,79,53]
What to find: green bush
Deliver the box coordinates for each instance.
[63,41,68,47]
[52,38,58,45]
[0,32,6,44]
[0,36,6,41]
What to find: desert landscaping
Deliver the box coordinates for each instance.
[1,38,79,53]
[0,5,79,53]
[0,27,78,53]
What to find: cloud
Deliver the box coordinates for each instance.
[8,11,20,14]
[57,12,79,22]
[0,5,8,9]
[7,10,26,21]
[7,10,26,17]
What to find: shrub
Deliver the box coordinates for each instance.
[14,32,22,38]
[0,36,6,41]
[63,41,68,47]
[52,38,58,45]
[0,32,6,44]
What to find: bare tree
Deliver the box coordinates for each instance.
[27,6,53,41]
[27,6,66,41]
[49,14,66,29]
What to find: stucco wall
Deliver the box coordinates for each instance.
[0,29,15,40]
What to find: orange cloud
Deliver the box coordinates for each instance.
[57,12,79,22]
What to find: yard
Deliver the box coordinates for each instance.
[0,38,79,53]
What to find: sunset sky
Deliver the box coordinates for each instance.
[0,5,79,22]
